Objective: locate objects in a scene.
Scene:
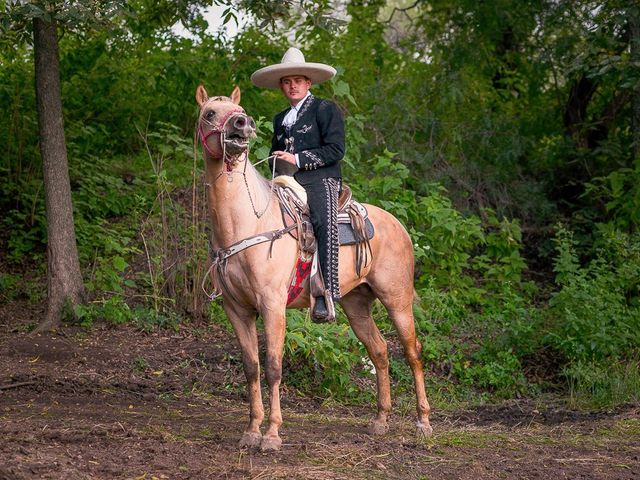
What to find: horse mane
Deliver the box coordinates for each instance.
[245,154,273,196]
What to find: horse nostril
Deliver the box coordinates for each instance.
[248,117,256,129]
[234,117,246,128]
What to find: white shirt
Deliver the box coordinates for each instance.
[281,91,311,167]
[282,91,311,127]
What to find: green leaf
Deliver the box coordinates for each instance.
[112,256,127,272]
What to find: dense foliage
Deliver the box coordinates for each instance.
[1,0,638,408]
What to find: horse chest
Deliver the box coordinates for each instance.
[225,251,291,295]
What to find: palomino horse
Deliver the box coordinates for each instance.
[196,85,432,451]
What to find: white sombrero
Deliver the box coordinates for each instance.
[251,47,336,89]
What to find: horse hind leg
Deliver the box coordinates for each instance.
[384,299,433,439]
[341,284,392,435]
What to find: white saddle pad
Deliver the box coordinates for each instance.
[273,175,307,204]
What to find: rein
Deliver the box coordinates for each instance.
[204,152,278,219]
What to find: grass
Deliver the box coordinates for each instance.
[565,361,640,410]
[596,418,640,437]
[432,430,506,448]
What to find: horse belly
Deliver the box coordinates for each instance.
[337,243,372,294]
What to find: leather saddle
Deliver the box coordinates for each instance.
[274,176,374,277]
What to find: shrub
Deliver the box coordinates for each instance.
[466,349,528,398]
[72,296,182,331]
[0,273,20,302]
[546,225,640,364]
[73,296,134,328]
[283,309,368,399]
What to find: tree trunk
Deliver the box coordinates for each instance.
[563,75,597,148]
[33,17,85,332]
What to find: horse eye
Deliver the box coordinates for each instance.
[206,110,215,120]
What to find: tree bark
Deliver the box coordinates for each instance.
[563,75,597,148]
[33,17,85,332]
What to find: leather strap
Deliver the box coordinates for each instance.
[202,223,297,302]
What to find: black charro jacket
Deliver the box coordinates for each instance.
[269,94,344,185]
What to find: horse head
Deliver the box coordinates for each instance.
[196,85,256,161]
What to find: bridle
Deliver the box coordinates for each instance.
[198,107,254,172]
[197,102,276,219]
[197,102,289,302]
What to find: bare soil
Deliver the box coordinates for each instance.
[1,300,638,480]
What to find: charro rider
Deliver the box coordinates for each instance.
[251,47,345,323]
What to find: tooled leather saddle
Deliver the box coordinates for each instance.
[201,177,375,306]
[274,177,375,305]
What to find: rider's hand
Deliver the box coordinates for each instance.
[272,151,296,165]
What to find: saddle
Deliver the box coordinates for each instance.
[274,176,374,306]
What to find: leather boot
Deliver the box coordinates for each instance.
[311,296,331,323]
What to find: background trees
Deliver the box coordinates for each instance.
[3,1,131,330]
[1,0,638,406]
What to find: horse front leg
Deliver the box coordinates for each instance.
[259,306,287,451]
[225,304,264,448]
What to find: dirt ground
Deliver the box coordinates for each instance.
[0,301,638,480]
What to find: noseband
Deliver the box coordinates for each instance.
[198,108,254,171]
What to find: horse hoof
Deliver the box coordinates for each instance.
[239,431,262,448]
[368,420,389,436]
[260,435,282,452]
[416,422,433,441]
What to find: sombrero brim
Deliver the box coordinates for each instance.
[251,63,336,89]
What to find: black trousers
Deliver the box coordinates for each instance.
[300,177,341,301]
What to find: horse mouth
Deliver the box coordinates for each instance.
[224,133,250,151]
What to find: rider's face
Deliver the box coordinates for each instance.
[279,76,312,105]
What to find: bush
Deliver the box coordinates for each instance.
[0,273,21,302]
[72,296,182,332]
[73,296,134,327]
[546,225,640,364]
[283,310,369,399]
[466,349,528,398]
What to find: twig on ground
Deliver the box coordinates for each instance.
[0,381,36,391]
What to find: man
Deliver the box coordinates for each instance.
[251,47,345,322]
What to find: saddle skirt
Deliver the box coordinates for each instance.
[274,175,375,306]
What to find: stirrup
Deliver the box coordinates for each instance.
[311,295,335,323]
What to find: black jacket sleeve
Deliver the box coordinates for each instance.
[297,100,345,172]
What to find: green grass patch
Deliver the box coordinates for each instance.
[596,418,640,438]
[564,361,640,409]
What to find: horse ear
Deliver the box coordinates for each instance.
[196,85,209,107]
[230,85,241,105]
